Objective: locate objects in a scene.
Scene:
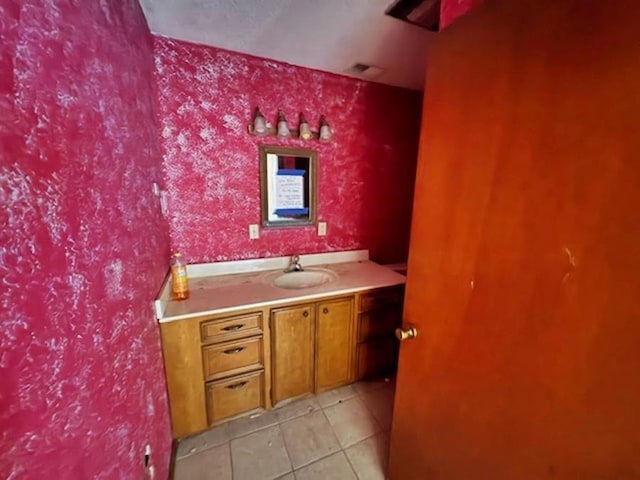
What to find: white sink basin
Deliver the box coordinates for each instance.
[271,268,337,289]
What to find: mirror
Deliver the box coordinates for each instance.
[259,145,317,228]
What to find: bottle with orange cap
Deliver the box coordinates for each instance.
[170,252,190,300]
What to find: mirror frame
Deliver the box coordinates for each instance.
[259,145,318,228]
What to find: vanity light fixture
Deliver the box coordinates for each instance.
[298,113,313,140]
[277,110,291,137]
[319,116,332,142]
[247,107,332,141]
[252,107,267,135]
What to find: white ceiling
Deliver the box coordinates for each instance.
[138,0,434,91]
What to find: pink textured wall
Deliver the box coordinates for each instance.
[441,0,484,29]
[153,37,422,265]
[1,1,171,478]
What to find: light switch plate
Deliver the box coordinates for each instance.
[249,224,260,239]
[318,222,327,236]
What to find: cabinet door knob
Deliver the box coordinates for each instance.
[303,311,309,317]
[322,308,329,314]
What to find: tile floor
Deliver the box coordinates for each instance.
[173,377,395,480]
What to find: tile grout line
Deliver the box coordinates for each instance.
[280,405,341,473]
[273,423,295,479]
[174,380,395,479]
[341,445,363,480]
[321,392,383,450]
[175,438,224,461]
[357,391,385,432]
[228,411,279,441]
[177,381,386,459]
[359,384,396,431]
[228,440,235,480]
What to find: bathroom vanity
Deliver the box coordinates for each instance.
[155,251,405,439]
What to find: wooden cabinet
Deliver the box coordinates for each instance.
[355,287,403,379]
[160,317,208,438]
[271,296,355,405]
[270,304,316,405]
[160,307,269,438]
[160,285,402,439]
[200,311,267,426]
[356,339,397,379]
[316,298,354,392]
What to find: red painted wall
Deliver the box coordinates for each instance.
[1,1,171,478]
[153,37,422,265]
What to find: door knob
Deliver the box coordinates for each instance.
[395,326,418,341]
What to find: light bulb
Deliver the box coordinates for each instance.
[277,110,290,137]
[252,107,266,135]
[319,116,331,141]
[299,113,312,140]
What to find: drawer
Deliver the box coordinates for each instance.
[202,336,263,381]
[356,339,398,380]
[201,312,263,343]
[206,370,264,424]
[358,309,401,342]
[359,288,403,313]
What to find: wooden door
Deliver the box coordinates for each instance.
[270,304,315,405]
[315,297,354,392]
[389,0,640,478]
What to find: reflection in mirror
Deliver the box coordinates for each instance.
[259,146,317,228]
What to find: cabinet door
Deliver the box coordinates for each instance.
[316,298,354,392]
[357,308,401,343]
[356,339,398,380]
[270,304,315,405]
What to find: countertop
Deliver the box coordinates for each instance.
[157,258,406,323]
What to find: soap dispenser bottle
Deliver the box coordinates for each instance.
[170,252,190,300]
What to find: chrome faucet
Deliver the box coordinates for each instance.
[284,255,304,273]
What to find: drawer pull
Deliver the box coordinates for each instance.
[223,347,245,355]
[225,381,248,390]
[303,311,309,317]
[322,307,329,314]
[222,324,245,331]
